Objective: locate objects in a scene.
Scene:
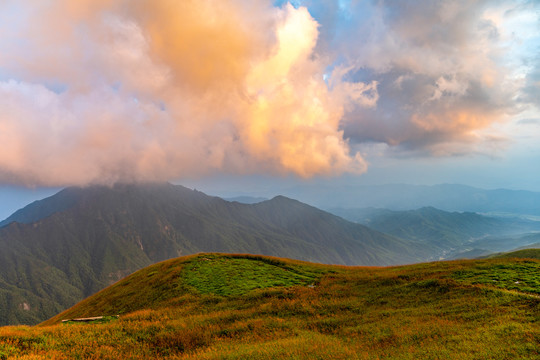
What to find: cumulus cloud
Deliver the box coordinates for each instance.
[0,0,373,186]
[312,0,539,156]
[0,0,538,187]
[522,55,540,108]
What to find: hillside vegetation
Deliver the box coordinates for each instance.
[483,248,540,260]
[0,253,538,359]
[292,183,540,215]
[0,183,428,325]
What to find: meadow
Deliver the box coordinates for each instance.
[0,253,538,359]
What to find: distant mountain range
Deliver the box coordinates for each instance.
[0,183,428,325]
[2,182,539,325]
[330,206,540,259]
[277,183,540,215]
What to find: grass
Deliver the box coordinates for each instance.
[450,259,540,294]
[183,254,322,296]
[484,248,540,260]
[0,253,538,359]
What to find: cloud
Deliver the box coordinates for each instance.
[521,52,540,108]
[311,0,538,157]
[517,118,540,126]
[0,0,373,186]
[0,0,537,187]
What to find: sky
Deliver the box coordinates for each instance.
[0,0,539,218]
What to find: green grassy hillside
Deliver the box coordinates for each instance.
[483,248,540,260]
[0,253,538,359]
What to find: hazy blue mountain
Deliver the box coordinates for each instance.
[278,184,540,215]
[480,248,540,260]
[0,187,60,222]
[447,248,494,260]
[330,206,540,259]
[0,187,80,227]
[0,183,428,325]
[467,233,540,253]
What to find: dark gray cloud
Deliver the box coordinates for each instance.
[517,118,540,125]
[306,0,538,156]
[521,51,540,107]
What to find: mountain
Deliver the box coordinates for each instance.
[223,196,268,204]
[277,183,540,215]
[330,206,540,259]
[0,187,60,222]
[2,253,537,359]
[462,233,540,255]
[481,248,540,260]
[0,183,427,325]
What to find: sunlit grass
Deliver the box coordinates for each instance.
[0,254,538,359]
[450,260,540,294]
[183,255,322,296]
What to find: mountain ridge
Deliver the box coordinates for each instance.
[330,206,540,258]
[0,182,426,325]
[275,183,540,215]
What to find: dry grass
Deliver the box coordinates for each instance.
[1,254,539,359]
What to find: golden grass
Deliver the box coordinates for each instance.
[1,254,538,359]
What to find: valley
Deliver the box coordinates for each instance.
[329,206,540,260]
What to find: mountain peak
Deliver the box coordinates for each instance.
[0,182,192,227]
[270,195,296,202]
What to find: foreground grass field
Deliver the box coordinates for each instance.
[1,252,539,359]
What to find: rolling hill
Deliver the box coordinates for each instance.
[0,183,429,325]
[0,253,538,359]
[481,248,540,260]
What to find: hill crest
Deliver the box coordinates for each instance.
[43,252,540,327]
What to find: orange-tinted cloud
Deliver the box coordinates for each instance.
[0,0,372,186]
[2,0,535,187]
